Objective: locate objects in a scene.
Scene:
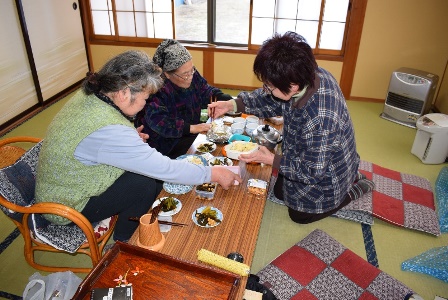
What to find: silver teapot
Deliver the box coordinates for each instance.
[250,124,282,150]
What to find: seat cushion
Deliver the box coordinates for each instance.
[0,142,41,221]
[31,214,113,253]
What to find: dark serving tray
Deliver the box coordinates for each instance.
[72,242,241,300]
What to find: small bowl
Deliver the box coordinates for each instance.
[224,141,258,160]
[233,117,246,125]
[245,122,258,136]
[231,122,245,134]
[225,111,242,117]
[245,116,259,124]
[228,134,251,143]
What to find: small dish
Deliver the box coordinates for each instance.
[176,154,207,166]
[152,197,182,216]
[231,122,245,134]
[208,156,233,166]
[228,134,251,143]
[158,215,172,233]
[163,182,193,195]
[192,206,223,228]
[225,111,242,117]
[194,141,217,153]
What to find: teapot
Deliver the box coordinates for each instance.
[250,124,282,150]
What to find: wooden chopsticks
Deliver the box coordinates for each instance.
[128,217,188,227]
[210,95,216,123]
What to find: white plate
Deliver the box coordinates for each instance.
[192,206,223,228]
[207,156,233,166]
[163,182,193,195]
[194,141,217,153]
[176,154,208,165]
[152,197,182,216]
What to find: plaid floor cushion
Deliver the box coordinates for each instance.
[257,229,415,300]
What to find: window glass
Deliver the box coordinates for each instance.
[320,21,345,50]
[277,0,298,19]
[90,0,110,10]
[251,18,274,45]
[92,11,113,35]
[117,12,136,36]
[297,20,318,48]
[215,0,250,44]
[135,12,154,37]
[154,13,173,39]
[297,0,321,20]
[252,0,275,18]
[134,0,153,12]
[175,1,207,42]
[323,0,349,22]
[115,0,133,11]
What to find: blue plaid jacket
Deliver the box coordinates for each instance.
[236,67,360,213]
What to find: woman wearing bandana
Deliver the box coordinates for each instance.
[135,39,233,158]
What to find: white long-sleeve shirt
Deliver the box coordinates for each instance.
[74,124,211,185]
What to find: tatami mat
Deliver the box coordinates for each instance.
[0,90,447,299]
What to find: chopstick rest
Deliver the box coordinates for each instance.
[197,248,250,276]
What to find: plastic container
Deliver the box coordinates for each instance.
[195,183,217,200]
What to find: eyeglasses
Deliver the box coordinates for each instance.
[172,67,196,81]
[262,83,276,94]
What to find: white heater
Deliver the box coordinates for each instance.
[380,67,439,128]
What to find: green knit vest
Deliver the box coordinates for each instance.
[35,90,132,225]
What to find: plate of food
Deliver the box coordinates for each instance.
[194,141,217,153]
[152,196,182,216]
[163,182,193,195]
[192,206,223,228]
[208,156,233,166]
[223,141,258,160]
[176,154,207,166]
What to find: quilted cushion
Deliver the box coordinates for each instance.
[0,141,113,253]
[0,142,41,221]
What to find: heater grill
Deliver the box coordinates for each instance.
[385,92,424,114]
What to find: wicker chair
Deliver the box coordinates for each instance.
[0,136,117,273]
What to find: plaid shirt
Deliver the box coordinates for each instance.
[237,67,360,213]
[135,71,231,155]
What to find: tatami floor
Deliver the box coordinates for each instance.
[0,89,447,299]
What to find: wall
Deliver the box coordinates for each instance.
[89,0,448,112]
[352,0,448,110]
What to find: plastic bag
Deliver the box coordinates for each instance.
[23,271,82,300]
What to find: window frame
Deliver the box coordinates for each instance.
[79,0,367,97]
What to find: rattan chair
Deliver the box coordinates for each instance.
[0,136,117,273]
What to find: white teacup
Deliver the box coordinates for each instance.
[231,122,245,134]
[245,122,258,136]
[246,116,259,124]
[233,117,246,125]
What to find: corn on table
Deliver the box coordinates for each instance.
[128,122,281,299]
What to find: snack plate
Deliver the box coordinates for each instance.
[152,197,182,216]
[163,182,193,195]
[194,141,217,153]
[192,206,223,228]
[176,154,207,165]
[208,156,233,166]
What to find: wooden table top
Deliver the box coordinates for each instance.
[128,131,276,299]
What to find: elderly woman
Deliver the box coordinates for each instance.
[36,50,241,242]
[135,39,233,158]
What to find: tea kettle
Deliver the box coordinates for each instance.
[251,124,282,150]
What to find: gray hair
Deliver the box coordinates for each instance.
[82,50,163,97]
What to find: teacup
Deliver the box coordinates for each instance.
[231,122,245,134]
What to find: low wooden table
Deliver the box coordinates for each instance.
[128,133,275,299]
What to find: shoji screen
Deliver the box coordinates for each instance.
[21,0,88,101]
[0,0,38,125]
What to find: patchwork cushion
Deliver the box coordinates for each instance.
[0,141,113,253]
[257,229,415,300]
[334,160,440,236]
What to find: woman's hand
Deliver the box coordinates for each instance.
[136,125,149,142]
[208,100,234,119]
[190,123,211,134]
[239,146,275,165]
[210,166,243,189]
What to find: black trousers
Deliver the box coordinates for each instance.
[166,134,198,159]
[81,172,163,242]
[274,174,351,224]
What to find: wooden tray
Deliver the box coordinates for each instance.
[72,242,241,300]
